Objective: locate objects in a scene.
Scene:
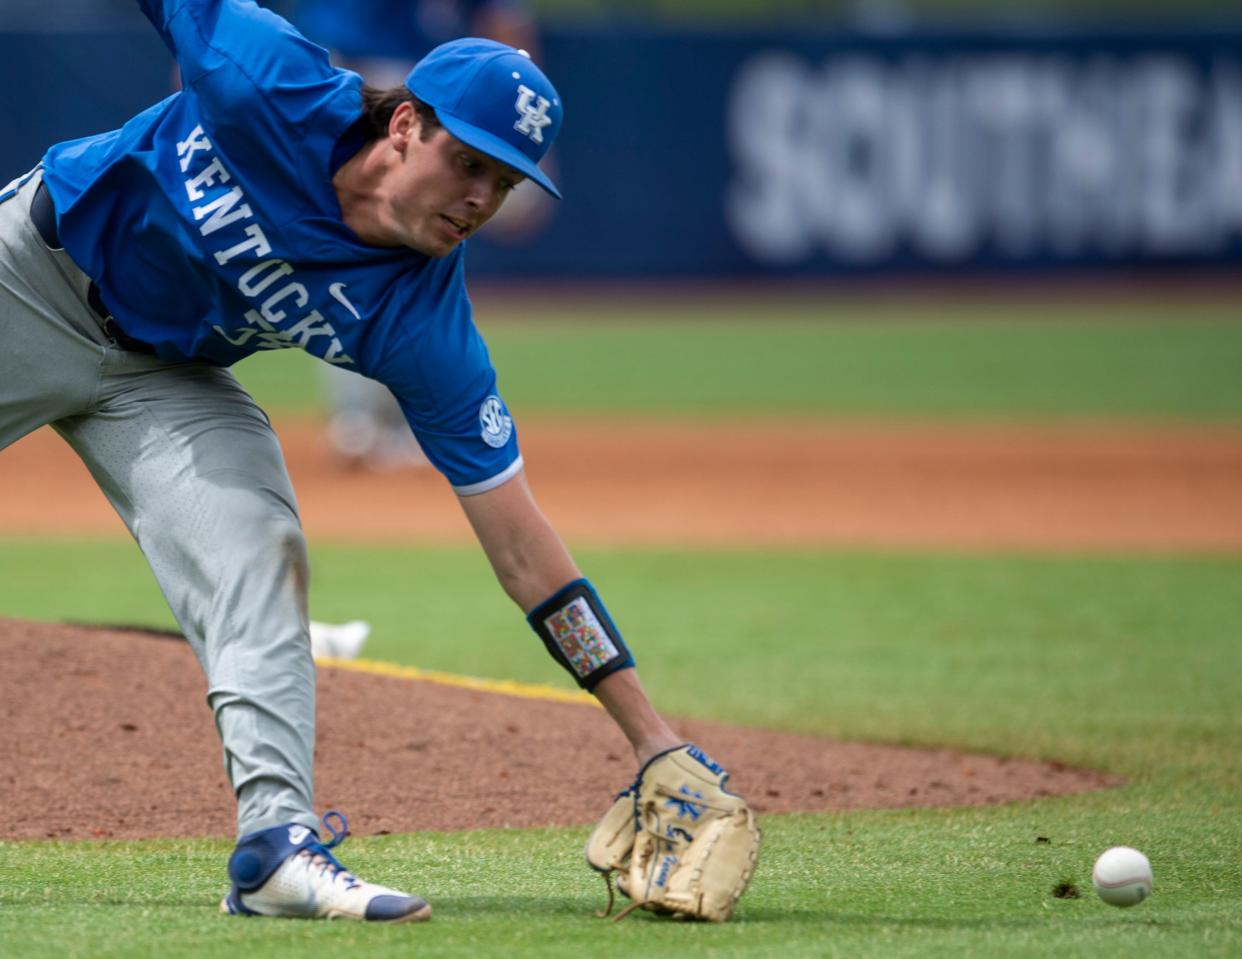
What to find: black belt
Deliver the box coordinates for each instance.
[30,180,156,355]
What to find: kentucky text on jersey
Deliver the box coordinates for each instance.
[39,0,522,494]
[176,124,353,364]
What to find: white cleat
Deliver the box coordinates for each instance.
[220,813,430,923]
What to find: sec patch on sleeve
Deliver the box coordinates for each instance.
[479,395,513,448]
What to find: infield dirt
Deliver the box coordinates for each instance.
[1,415,1240,551]
[1,619,1119,841]
[3,414,1238,839]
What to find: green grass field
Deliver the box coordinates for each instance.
[2,300,1240,957]
[233,298,1242,420]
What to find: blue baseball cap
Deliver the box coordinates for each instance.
[406,38,563,199]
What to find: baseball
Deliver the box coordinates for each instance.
[1092,846,1153,907]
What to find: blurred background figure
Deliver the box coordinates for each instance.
[291,0,554,471]
[294,0,537,88]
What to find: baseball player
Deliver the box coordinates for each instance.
[0,0,758,924]
[295,0,552,471]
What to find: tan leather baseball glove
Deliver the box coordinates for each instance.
[585,744,761,922]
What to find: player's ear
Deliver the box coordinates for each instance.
[388,101,417,152]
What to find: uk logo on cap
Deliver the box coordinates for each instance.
[406,38,563,198]
[514,85,553,144]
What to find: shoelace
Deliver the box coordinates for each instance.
[302,810,361,891]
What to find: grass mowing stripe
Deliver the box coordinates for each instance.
[1,807,1239,959]
[483,315,1242,419]
[232,306,1242,419]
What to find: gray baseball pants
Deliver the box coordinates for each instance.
[0,170,319,839]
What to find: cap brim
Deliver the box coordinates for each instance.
[436,112,562,200]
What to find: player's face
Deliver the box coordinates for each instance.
[388,118,524,257]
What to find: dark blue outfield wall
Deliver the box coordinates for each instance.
[3,25,1241,277]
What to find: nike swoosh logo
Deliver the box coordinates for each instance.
[328,282,361,320]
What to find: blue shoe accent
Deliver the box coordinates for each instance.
[365,894,430,921]
[225,811,353,900]
[227,820,325,893]
[221,887,260,916]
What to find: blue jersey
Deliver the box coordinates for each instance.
[40,0,521,494]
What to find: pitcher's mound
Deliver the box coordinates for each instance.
[0,619,1118,841]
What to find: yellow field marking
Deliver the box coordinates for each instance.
[317,656,600,707]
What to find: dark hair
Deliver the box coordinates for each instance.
[360,84,441,142]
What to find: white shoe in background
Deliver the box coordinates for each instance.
[308,619,371,660]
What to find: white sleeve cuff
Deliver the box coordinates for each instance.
[452,455,524,496]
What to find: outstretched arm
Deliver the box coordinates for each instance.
[136,0,334,96]
[458,470,680,765]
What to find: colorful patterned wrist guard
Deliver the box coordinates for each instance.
[527,578,634,691]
